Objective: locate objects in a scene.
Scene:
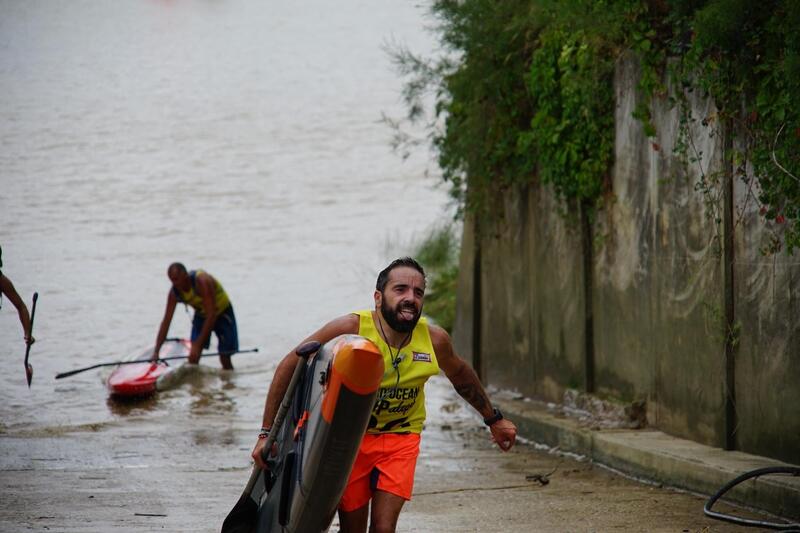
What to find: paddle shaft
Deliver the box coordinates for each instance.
[54,347,259,379]
[23,292,38,386]
[241,348,311,496]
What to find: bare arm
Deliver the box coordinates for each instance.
[251,314,360,468]
[188,272,218,363]
[0,275,32,344]
[152,291,178,360]
[432,325,517,451]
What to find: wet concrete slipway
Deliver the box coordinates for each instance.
[0,1,785,532]
[0,373,780,533]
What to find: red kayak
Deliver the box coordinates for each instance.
[107,339,190,397]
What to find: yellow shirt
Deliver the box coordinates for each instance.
[173,269,231,317]
[356,310,439,434]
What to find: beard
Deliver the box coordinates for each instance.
[380,297,422,334]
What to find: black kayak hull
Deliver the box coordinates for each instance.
[256,334,384,533]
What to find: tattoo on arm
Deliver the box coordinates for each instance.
[451,364,490,413]
[455,383,489,412]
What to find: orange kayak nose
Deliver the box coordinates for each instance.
[331,335,384,394]
[321,335,384,424]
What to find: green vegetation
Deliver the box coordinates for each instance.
[390,0,800,253]
[414,224,460,333]
[670,0,800,253]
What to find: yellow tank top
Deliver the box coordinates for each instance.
[356,310,439,434]
[174,270,230,317]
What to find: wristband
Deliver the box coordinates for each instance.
[483,408,503,426]
[258,427,271,439]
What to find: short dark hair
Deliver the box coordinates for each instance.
[168,262,187,277]
[376,257,426,292]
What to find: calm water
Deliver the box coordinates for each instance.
[0,0,450,437]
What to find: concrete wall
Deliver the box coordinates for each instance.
[593,56,728,446]
[733,148,800,462]
[480,187,534,395]
[454,183,584,404]
[454,54,800,464]
[523,184,585,401]
[452,212,476,368]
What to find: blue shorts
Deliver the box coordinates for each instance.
[191,305,239,354]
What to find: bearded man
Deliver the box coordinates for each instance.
[251,257,517,533]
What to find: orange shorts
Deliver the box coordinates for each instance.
[338,432,421,512]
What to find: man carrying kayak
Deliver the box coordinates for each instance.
[0,246,35,347]
[152,262,238,369]
[252,257,517,533]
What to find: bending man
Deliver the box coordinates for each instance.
[252,257,517,533]
[152,262,238,369]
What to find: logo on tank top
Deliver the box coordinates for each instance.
[412,351,431,362]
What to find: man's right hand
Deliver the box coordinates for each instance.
[251,439,267,469]
[251,438,279,469]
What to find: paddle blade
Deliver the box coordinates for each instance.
[221,494,258,533]
[24,292,38,387]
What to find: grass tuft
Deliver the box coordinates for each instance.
[415,223,460,333]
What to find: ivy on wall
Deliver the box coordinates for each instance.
[678,0,800,253]
[521,28,614,206]
[390,0,800,253]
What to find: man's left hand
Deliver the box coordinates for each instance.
[489,418,517,451]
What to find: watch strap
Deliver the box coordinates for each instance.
[483,407,503,426]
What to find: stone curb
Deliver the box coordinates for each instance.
[496,396,800,521]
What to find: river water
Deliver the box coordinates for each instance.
[0,1,448,442]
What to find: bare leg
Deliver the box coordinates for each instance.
[368,490,406,533]
[338,502,369,533]
[219,354,233,370]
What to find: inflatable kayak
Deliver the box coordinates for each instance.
[255,334,384,532]
[107,339,190,397]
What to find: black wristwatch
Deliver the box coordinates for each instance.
[483,408,504,426]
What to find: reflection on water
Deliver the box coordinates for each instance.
[106,395,160,418]
[186,373,238,418]
[190,427,238,448]
[107,364,239,418]
[189,390,236,418]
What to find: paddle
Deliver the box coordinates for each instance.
[54,347,259,380]
[221,340,320,533]
[23,292,38,387]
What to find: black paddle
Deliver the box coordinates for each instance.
[23,292,38,387]
[221,340,320,533]
[54,347,259,380]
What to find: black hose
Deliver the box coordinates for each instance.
[704,466,800,530]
